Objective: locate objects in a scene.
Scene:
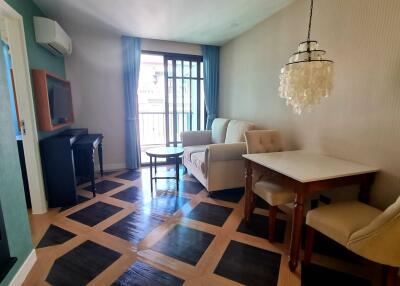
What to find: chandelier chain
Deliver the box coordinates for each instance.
[307,0,314,42]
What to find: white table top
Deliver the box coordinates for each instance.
[243,150,379,183]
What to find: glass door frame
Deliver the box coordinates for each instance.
[139,51,204,166]
[163,53,203,147]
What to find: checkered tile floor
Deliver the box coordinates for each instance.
[26,166,379,286]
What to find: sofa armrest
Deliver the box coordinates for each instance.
[206,142,247,162]
[181,130,212,147]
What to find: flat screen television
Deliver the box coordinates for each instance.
[49,82,72,124]
[32,69,74,131]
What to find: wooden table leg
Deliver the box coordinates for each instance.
[289,183,306,272]
[359,173,375,203]
[244,159,253,221]
[89,148,96,197]
[98,142,103,177]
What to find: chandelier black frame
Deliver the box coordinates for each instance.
[285,0,333,66]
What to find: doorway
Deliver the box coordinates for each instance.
[138,52,205,165]
[0,2,47,214]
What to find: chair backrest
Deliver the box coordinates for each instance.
[347,196,400,267]
[211,118,230,144]
[245,130,282,154]
[224,120,255,143]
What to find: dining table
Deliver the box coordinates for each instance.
[242,150,379,271]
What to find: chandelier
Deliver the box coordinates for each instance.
[279,0,333,115]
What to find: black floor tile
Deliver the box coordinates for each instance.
[102,170,118,176]
[67,202,123,227]
[105,211,165,244]
[210,188,244,203]
[112,187,141,203]
[150,179,177,192]
[237,213,287,243]
[301,262,372,286]
[301,227,362,264]
[214,240,281,286]
[141,195,190,215]
[59,195,90,212]
[37,225,76,248]
[46,240,121,286]
[83,180,124,194]
[152,224,214,266]
[112,260,184,286]
[186,202,233,227]
[179,180,204,194]
[116,170,141,181]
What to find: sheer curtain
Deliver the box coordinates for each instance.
[122,36,141,169]
[202,45,220,130]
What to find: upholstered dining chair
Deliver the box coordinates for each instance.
[244,130,294,243]
[304,197,400,286]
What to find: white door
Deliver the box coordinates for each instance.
[0,1,47,214]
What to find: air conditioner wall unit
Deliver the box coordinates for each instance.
[34,16,72,56]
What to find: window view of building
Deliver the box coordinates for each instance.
[138,53,205,165]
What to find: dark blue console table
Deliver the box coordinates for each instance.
[40,129,103,207]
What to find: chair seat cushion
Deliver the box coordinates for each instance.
[183,145,207,162]
[306,201,381,246]
[191,151,206,175]
[253,180,294,206]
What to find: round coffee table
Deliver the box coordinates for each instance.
[145,146,184,193]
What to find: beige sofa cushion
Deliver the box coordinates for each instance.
[225,120,255,143]
[191,152,206,175]
[211,118,230,144]
[183,145,207,162]
[306,201,381,246]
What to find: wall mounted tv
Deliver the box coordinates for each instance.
[32,69,74,131]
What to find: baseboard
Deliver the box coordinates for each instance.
[95,163,126,172]
[9,250,37,286]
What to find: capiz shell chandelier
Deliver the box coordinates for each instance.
[279,0,333,115]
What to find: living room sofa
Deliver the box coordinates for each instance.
[181,118,255,193]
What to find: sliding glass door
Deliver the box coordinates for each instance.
[138,52,204,165]
[165,55,205,146]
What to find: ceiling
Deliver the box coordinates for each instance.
[34,0,293,45]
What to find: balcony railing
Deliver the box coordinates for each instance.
[139,112,192,146]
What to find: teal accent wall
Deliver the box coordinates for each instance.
[0,41,33,286]
[5,0,65,77]
[5,0,68,139]
[0,1,68,284]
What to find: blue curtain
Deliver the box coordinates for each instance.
[122,36,141,169]
[202,45,220,130]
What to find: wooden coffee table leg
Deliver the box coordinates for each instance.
[176,156,180,193]
[150,156,153,193]
[289,183,306,272]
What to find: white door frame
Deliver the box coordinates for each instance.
[0,0,47,214]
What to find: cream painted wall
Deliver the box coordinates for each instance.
[65,30,126,170]
[219,0,400,209]
[64,28,201,169]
